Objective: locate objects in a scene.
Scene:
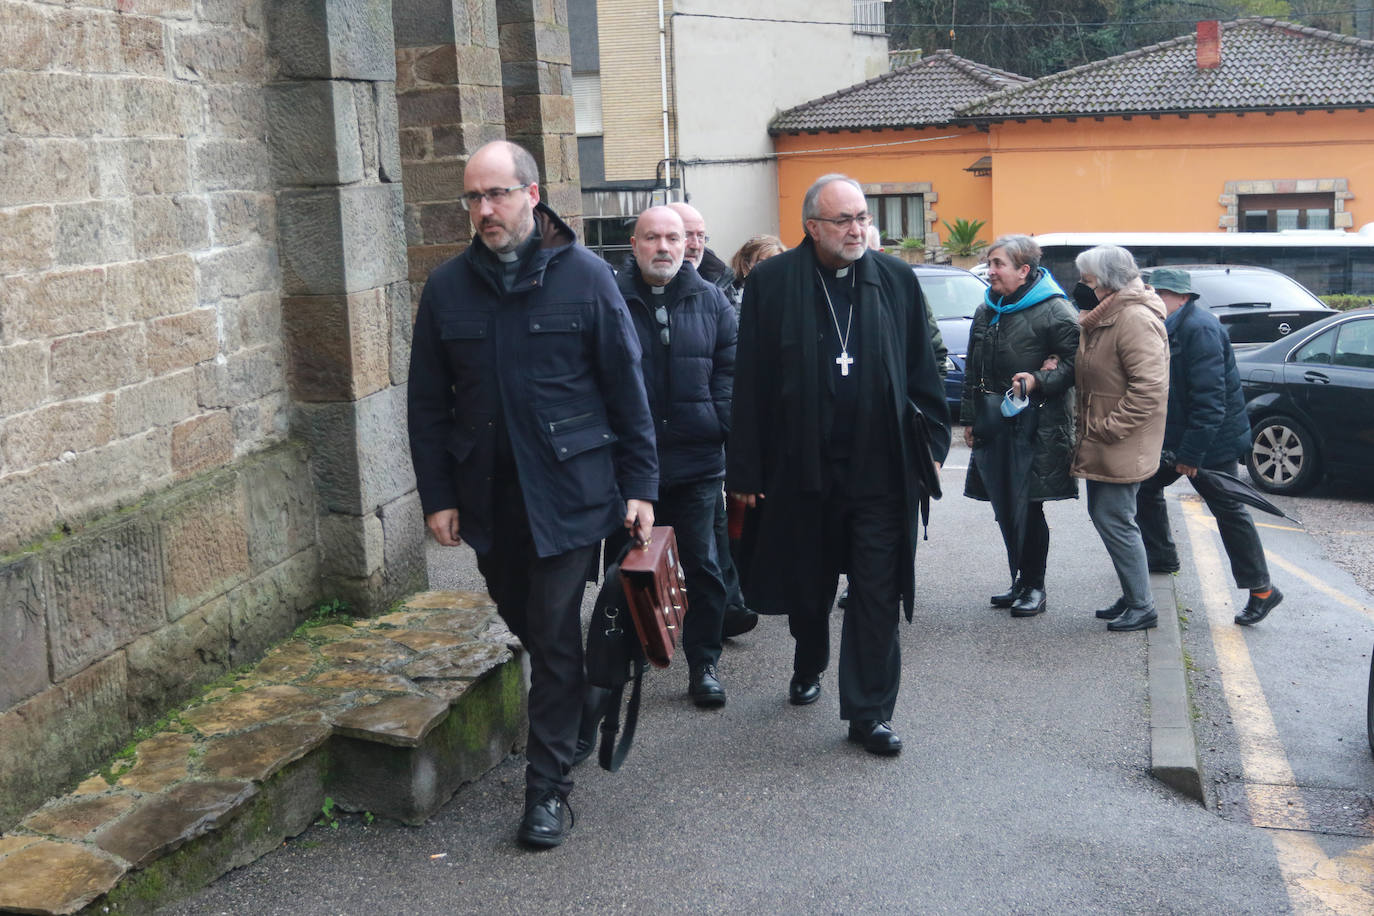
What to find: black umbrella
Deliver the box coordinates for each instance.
[970,408,1039,580]
[1190,467,1295,521]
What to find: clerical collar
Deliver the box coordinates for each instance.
[834,265,850,279]
[496,250,520,263]
[650,284,667,295]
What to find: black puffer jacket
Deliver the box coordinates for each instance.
[961,292,1082,502]
[618,261,737,486]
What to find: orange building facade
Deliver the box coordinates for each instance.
[774,110,1374,249]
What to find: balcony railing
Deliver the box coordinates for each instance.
[853,0,886,36]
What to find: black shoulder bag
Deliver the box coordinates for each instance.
[584,547,646,772]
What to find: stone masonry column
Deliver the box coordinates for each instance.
[497,0,582,228]
[264,1,426,612]
[392,1,508,309]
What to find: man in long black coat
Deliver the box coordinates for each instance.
[727,174,951,755]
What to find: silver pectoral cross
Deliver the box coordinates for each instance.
[836,350,854,376]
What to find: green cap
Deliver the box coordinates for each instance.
[1149,267,1198,299]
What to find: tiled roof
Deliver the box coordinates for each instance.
[958,18,1374,120]
[769,51,1029,133]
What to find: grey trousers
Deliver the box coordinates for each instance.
[1086,480,1154,612]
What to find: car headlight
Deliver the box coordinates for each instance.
[943,356,958,374]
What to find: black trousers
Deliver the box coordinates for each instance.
[1136,459,1270,590]
[712,485,747,609]
[476,479,596,801]
[788,489,905,722]
[1017,501,1050,589]
[606,479,727,669]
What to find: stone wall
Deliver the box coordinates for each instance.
[0,0,286,552]
[0,441,320,831]
[0,0,581,832]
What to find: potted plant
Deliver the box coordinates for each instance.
[897,236,925,264]
[941,218,988,269]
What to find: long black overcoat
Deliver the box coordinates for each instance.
[726,239,952,620]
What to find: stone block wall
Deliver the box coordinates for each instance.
[0,442,320,832]
[0,0,285,555]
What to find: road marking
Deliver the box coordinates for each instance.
[1182,514,1373,619]
[1181,500,1374,913]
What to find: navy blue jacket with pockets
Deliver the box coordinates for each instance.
[616,261,737,486]
[1163,298,1252,467]
[407,204,659,558]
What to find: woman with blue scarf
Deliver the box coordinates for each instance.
[960,235,1081,617]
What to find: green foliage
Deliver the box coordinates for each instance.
[319,796,340,830]
[885,0,1358,79]
[941,218,989,256]
[294,598,353,636]
[363,810,375,826]
[1320,294,1374,311]
[900,236,925,250]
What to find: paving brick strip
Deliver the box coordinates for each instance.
[0,591,527,916]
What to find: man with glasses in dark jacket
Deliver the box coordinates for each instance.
[408,141,658,848]
[1135,267,1283,626]
[612,205,737,706]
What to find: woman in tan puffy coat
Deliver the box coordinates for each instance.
[1071,245,1169,632]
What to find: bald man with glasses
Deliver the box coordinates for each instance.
[408,141,658,848]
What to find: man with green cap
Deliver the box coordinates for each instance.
[1134,267,1283,626]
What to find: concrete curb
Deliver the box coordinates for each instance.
[1147,571,1206,804]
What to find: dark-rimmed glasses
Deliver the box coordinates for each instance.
[811,213,872,229]
[459,184,529,211]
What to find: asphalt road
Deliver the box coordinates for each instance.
[160,443,1374,915]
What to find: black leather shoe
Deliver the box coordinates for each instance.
[722,605,759,638]
[518,791,572,848]
[847,719,902,756]
[1235,586,1283,626]
[991,578,1026,608]
[1094,597,1128,620]
[1148,562,1181,574]
[1010,587,1047,617]
[837,587,850,609]
[572,687,608,766]
[689,664,726,708]
[1107,606,1158,631]
[788,673,821,706]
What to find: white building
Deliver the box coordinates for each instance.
[568,0,890,263]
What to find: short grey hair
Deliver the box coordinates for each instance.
[987,234,1040,271]
[1075,245,1140,292]
[801,174,863,223]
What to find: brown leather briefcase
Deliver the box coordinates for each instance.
[618,526,688,669]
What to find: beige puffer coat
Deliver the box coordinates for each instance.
[1070,278,1169,484]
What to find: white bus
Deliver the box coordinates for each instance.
[1033,227,1374,297]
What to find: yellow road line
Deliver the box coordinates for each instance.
[1181,500,1374,914]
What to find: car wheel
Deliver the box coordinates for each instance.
[1247,415,1320,495]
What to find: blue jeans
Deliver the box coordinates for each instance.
[1086,480,1153,613]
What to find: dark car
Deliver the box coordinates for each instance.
[914,263,988,418]
[1235,306,1374,494]
[1143,264,1336,345]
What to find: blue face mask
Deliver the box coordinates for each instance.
[1000,382,1029,417]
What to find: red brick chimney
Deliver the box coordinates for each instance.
[1196,20,1221,69]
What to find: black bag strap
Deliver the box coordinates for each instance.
[598,656,645,772]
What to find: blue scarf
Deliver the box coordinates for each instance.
[985,267,1067,324]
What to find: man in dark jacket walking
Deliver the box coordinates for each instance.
[728,175,951,756]
[1135,268,1283,625]
[407,141,658,848]
[615,205,737,705]
[668,201,758,639]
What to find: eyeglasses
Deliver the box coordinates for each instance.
[459,184,529,211]
[654,305,671,346]
[811,213,872,229]
[684,232,709,243]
